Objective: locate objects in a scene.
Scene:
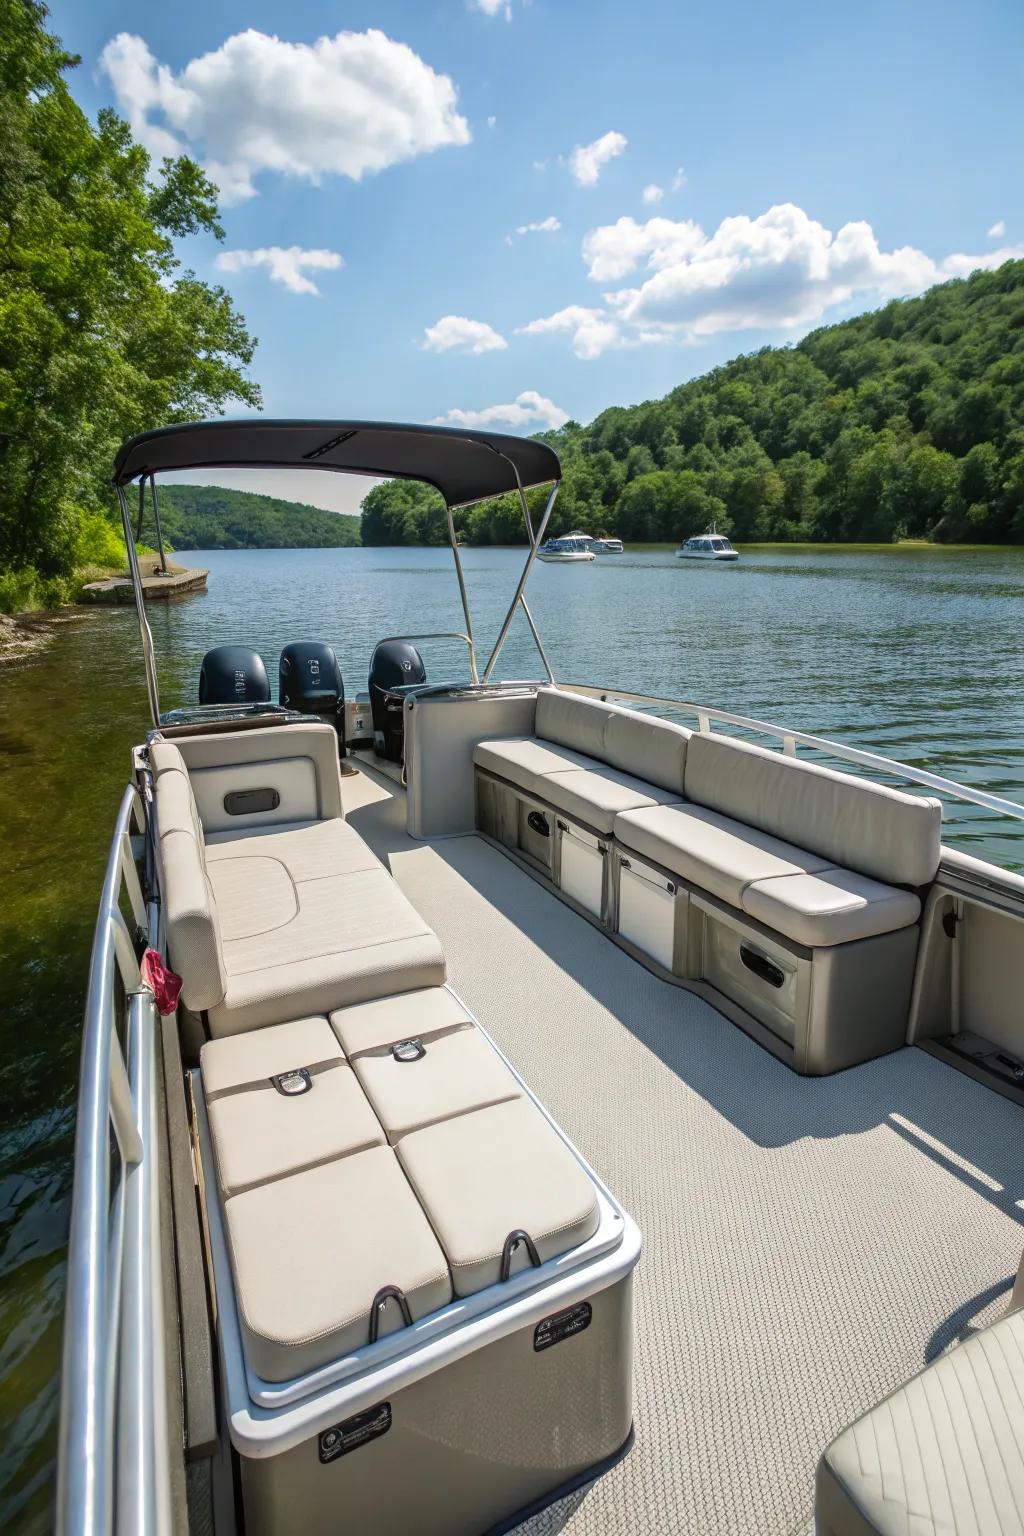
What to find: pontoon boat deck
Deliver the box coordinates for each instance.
[56,421,1024,1536]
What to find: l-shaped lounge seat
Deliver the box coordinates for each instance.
[150,724,446,1037]
[473,688,943,1073]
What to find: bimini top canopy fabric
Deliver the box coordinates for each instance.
[113,419,561,507]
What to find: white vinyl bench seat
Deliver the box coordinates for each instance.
[615,804,922,946]
[152,727,446,1037]
[200,997,607,1381]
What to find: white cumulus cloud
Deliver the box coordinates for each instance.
[434,390,569,431]
[642,184,664,205]
[988,219,1006,238]
[568,130,627,187]
[99,27,471,204]
[471,0,512,15]
[521,201,1024,359]
[516,305,625,360]
[582,215,706,282]
[421,315,508,354]
[215,246,343,295]
[515,216,561,236]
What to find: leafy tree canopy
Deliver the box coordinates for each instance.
[0,0,260,578]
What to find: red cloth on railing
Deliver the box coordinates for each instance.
[140,949,183,1016]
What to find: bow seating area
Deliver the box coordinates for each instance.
[150,723,446,1038]
[474,687,943,1074]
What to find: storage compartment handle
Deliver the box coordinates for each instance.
[526,810,550,838]
[739,944,785,989]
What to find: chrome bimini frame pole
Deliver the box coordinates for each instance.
[117,483,162,727]
[483,481,560,682]
[445,503,480,684]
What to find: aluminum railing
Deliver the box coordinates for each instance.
[563,682,1024,824]
[56,783,173,1536]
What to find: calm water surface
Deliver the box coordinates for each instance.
[2,542,1024,1529]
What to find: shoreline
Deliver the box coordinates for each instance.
[0,607,91,667]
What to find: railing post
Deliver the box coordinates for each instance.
[483,481,559,682]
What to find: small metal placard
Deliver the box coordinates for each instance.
[533,1301,592,1353]
[318,1402,392,1464]
[270,1068,312,1097]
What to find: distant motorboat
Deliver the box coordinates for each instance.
[537,536,596,563]
[676,523,739,561]
[592,537,624,553]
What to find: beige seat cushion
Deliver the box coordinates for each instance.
[534,688,612,759]
[473,737,595,797]
[350,1025,521,1143]
[397,1098,600,1297]
[602,706,690,796]
[330,987,471,1057]
[172,721,345,822]
[544,766,680,836]
[615,803,831,908]
[201,1017,385,1196]
[742,868,921,947]
[204,819,445,1035]
[225,1147,452,1381]
[816,1308,1024,1536]
[685,732,942,888]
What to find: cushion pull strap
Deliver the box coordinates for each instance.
[500,1229,541,1282]
[369,1285,413,1343]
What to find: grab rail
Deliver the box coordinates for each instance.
[562,682,1024,823]
[57,783,172,1536]
[376,631,479,685]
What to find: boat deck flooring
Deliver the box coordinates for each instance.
[343,764,1024,1536]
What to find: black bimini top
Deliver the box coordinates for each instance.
[113,419,561,508]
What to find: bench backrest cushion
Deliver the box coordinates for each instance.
[171,723,345,826]
[684,732,942,888]
[602,704,689,796]
[535,689,690,796]
[535,689,609,759]
[154,766,227,1012]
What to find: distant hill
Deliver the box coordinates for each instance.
[362,259,1024,546]
[154,485,361,549]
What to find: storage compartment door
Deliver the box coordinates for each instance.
[557,820,606,920]
[698,898,810,1047]
[476,773,519,852]
[617,856,682,972]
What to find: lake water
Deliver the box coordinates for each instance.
[2,540,1024,1530]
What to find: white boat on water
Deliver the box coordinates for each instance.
[57,417,1024,1536]
[537,535,595,562]
[592,536,624,552]
[677,523,739,561]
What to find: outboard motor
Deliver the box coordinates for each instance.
[368,640,426,763]
[279,642,345,754]
[198,645,270,706]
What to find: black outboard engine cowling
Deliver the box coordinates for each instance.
[279,642,345,754]
[368,640,426,763]
[198,645,270,706]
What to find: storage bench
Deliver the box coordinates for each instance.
[195,989,640,1536]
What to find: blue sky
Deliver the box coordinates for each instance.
[52,0,1024,509]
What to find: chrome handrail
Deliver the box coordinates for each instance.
[562,682,1024,823]
[376,632,479,684]
[57,784,172,1536]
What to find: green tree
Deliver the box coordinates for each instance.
[0,0,260,581]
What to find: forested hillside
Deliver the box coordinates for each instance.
[154,486,360,549]
[362,259,1024,547]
